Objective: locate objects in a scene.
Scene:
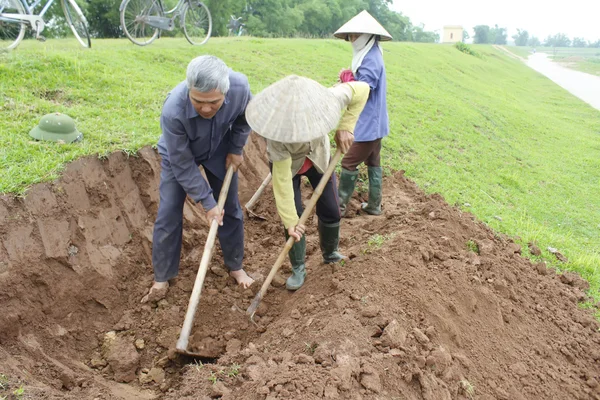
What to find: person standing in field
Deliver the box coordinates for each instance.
[334,10,392,217]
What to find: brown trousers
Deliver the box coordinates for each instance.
[341,139,382,171]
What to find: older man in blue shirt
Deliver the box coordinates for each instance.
[142,55,254,303]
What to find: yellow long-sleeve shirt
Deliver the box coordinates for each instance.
[270,81,370,228]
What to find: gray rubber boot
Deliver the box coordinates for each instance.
[338,168,359,217]
[284,231,306,291]
[318,220,347,264]
[361,166,382,215]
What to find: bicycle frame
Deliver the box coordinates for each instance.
[162,0,187,16]
[1,0,56,32]
[23,0,54,17]
[119,0,189,32]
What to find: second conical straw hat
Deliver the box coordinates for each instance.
[246,75,342,144]
[334,10,393,41]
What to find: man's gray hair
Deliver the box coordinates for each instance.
[186,55,230,94]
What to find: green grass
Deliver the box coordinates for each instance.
[226,363,241,377]
[364,232,396,254]
[2,38,600,298]
[570,59,600,76]
[542,47,600,76]
[466,240,479,254]
[554,56,600,77]
[505,45,600,76]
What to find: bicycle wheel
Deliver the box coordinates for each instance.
[182,0,211,46]
[61,0,91,48]
[0,0,27,50]
[120,0,162,46]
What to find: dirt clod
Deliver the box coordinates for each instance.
[413,328,430,344]
[90,353,107,369]
[104,335,140,383]
[509,362,529,377]
[360,365,382,393]
[528,243,542,256]
[294,354,314,364]
[211,381,231,397]
[380,319,408,349]
[361,306,379,318]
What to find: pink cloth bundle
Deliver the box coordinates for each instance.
[339,69,355,83]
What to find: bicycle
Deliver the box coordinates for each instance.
[0,0,89,50]
[226,15,244,37]
[119,0,211,46]
[0,0,90,50]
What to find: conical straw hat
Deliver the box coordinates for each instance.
[246,75,342,144]
[334,10,393,41]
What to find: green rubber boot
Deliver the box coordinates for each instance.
[338,168,359,217]
[284,231,306,291]
[318,220,347,264]
[361,166,383,215]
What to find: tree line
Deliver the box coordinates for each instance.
[472,25,600,48]
[37,0,439,42]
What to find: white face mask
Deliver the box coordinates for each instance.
[351,34,376,74]
[351,33,373,52]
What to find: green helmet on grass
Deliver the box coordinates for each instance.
[29,113,83,143]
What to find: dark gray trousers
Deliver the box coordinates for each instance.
[151,158,244,282]
[268,161,341,224]
[292,165,341,224]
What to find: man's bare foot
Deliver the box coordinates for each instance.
[141,281,169,304]
[229,269,255,289]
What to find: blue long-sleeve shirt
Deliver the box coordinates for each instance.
[157,71,252,211]
[354,44,389,142]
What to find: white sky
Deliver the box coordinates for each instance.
[391,0,600,42]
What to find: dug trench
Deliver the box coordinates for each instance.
[1,133,600,399]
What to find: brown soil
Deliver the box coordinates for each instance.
[1,133,600,400]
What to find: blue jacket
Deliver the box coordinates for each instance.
[157,71,252,210]
[354,44,389,142]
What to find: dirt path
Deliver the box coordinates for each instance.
[493,45,526,62]
[1,137,600,399]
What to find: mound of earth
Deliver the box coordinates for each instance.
[1,133,599,400]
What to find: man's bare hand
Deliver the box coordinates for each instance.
[206,205,224,226]
[226,153,244,172]
[288,223,306,242]
[335,130,354,154]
